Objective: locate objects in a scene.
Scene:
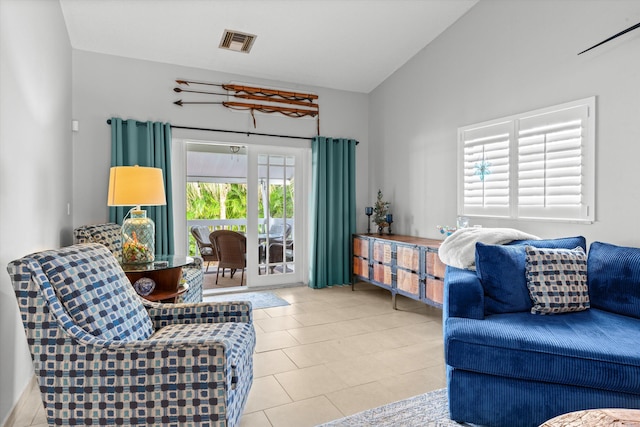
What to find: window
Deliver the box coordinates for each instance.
[458,97,595,222]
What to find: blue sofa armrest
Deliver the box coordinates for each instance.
[444,265,484,320]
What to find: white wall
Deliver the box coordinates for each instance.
[369,0,640,246]
[72,51,370,232]
[0,0,72,423]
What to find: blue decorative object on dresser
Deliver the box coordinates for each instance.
[444,238,640,427]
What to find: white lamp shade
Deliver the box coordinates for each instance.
[107,166,166,207]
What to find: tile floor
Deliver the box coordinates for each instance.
[8,282,446,427]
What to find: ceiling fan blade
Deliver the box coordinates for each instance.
[578,22,640,55]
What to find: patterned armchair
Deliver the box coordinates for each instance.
[8,243,255,426]
[74,223,203,303]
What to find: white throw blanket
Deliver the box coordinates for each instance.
[438,227,540,270]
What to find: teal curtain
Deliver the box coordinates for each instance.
[309,136,357,288]
[109,118,175,255]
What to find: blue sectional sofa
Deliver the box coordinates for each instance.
[444,238,640,427]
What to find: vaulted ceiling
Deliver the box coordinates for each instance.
[59,0,478,93]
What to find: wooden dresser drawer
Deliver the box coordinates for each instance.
[353,257,369,278]
[373,263,392,285]
[426,250,446,278]
[397,245,419,271]
[353,237,369,258]
[373,241,393,264]
[397,268,419,296]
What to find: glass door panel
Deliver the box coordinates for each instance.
[247,146,307,287]
[258,154,295,276]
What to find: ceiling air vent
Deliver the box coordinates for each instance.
[219,30,256,53]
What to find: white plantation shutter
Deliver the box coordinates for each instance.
[458,97,595,222]
[460,121,511,217]
[518,104,590,220]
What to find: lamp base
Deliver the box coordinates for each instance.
[122,209,155,264]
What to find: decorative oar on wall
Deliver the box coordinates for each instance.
[173,79,320,133]
[578,21,640,55]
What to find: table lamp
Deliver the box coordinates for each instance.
[107,165,166,264]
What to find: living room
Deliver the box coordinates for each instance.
[2,0,640,426]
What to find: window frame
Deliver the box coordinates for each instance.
[457,97,596,223]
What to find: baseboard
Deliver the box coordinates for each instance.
[2,376,37,427]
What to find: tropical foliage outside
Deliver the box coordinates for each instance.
[186,181,294,255]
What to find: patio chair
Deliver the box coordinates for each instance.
[191,225,218,272]
[211,230,246,286]
[8,243,255,426]
[267,240,294,273]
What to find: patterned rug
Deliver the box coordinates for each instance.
[318,388,464,427]
[203,291,290,309]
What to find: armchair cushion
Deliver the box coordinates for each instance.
[445,309,640,395]
[475,236,587,315]
[589,241,640,319]
[200,246,214,255]
[31,244,154,341]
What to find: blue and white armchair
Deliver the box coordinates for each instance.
[8,243,255,426]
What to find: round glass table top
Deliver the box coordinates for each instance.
[120,255,193,273]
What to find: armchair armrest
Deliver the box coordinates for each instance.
[184,256,203,270]
[144,300,253,329]
[444,266,484,320]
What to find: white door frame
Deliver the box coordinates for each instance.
[246,144,310,287]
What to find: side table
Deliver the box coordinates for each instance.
[121,255,193,303]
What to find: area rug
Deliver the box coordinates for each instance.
[203,291,290,309]
[318,388,464,427]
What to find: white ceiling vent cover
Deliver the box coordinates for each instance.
[219,30,256,53]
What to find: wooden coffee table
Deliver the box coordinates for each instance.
[541,408,640,426]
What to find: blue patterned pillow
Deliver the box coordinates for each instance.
[33,244,153,341]
[525,246,589,315]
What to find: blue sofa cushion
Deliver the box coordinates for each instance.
[445,309,640,395]
[589,241,640,319]
[525,246,589,315]
[32,243,154,341]
[476,236,587,314]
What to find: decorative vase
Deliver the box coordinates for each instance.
[122,210,155,264]
[377,225,384,235]
[133,277,156,296]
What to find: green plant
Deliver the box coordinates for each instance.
[373,189,390,226]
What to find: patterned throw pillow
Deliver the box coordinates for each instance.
[525,246,590,315]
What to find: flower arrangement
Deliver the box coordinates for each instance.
[122,231,153,264]
[373,189,390,232]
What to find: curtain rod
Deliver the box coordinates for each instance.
[105,119,313,141]
[105,119,358,144]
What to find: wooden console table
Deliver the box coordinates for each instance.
[352,234,445,309]
[121,255,192,303]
